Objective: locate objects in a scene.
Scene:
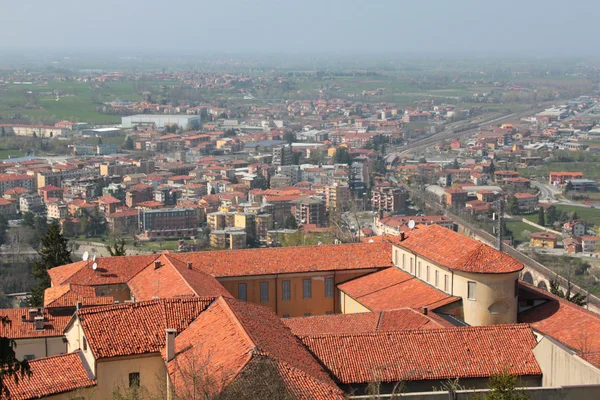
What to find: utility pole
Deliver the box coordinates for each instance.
[496,198,504,251]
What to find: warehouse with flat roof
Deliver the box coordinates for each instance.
[121,114,201,130]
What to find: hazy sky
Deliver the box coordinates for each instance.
[2,0,598,55]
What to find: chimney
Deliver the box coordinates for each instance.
[422,306,428,316]
[154,260,162,270]
[34,315,45,331]
[399,231,406,241]
[187,262,192,270]
[28,308,38,322]
[166,329,177,362]
[76,301,82,311]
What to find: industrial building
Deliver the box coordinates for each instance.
[121,114,201,130]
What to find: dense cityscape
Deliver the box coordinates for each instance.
[2,1,600,399]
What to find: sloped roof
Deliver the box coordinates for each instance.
[299,325,541,384]
[76,297,214,359]
[338,268,459,312]
[390,225,523,274]
[283,308,448,336]
[167,297,343,400]
[0,308,71,339]
[44,284,113,308]
[2,351,96,400]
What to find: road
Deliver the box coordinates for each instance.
[531,181,594,208]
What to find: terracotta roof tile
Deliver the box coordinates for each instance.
[338,268,458,312]
[167,298,343,400]
[283,309,447,336]
[77,297,214,359]
[0,308,70,339]
[44,284,113,308]
[390,225,523,274]
[300,325,541,384]
[2,351,95,400]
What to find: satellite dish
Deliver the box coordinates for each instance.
[408,220,416,229]
[92,255,97,262]
[92,263,98,271]
[368,239,374,243]
[82,251,89,261]
[317,241,323,246]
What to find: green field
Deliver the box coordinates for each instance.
[506,221,542,243]
[525,205,600,227]
[0,149,25,159]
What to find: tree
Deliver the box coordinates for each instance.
[29,221,72,307]
[489,160,496,175]
[124,135,134,150]
[507,195,520,215]
[0,316,31,397]
[0,215,7,246]
[481,371,529,400]
[223,129,237,138]
[333,147,351,165]
[106,238,127,257]
[22,212,35,229]
[97,137,103,145]
[283,214,298,229]
[565,180,574,193]
[451,158,460,169]
[537,207,545,226]
[550,277,587,306]
[283,132,295,144]
[251,174,269,190]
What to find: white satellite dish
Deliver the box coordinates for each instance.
[82,251,89,261]
[408,220,416,229]
[92,263,98,271]
[92,255,97,262]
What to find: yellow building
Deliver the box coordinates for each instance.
[530,232,558,248]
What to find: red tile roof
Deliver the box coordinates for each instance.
[390,225,523,274]
[338,268,459,312]
[283,309,448,336]
[167,297,343,400]
[299,325,541,384]
[128,254,232,301]
[76,297,214,359]
[518,282,600,366]
[43,284,113,308]
[2,351,96,400]
[0,308,70,339]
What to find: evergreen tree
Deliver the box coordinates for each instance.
[565,180,574,193]
[283,214,298,229]
[0,215,7,246]
[29,221,72,306]
[97,137,103,145]
[125,136,134,150]
[22,212,35,228]
[537,207,545,226]
[106,238,127,257]
[507,195,520,215]
[333,147,351,165]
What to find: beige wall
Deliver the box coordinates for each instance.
[340,291,370,314]
[95,355,166,399]
[392,244,519,325]
[14,336,66,361]
[218,269,377,318]
[95,284,131,303]
[65,316,97,375]
[534,336,600,387]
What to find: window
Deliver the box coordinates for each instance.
[254,280,267,302]
[238,283,247,301]
[326,311,333,315]
[23,354,35,361]
[402,253,406,269]
[303,279,312,299]
[394,249,398,266]
[409,258,413,274]
[426,265,430,282]
[325,277,334,298]
[129,372,140,388]
[444,275,449,292]
[283,314,290,318]
[417,261,422,278]
[83,336,87,351]
[468,281,477,300]
[282,280,291,301]
[304,313,311,316]
[435,270,439,287]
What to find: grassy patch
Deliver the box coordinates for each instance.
[506,221,542,243]
[0,149,25,159]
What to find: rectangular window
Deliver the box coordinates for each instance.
[260,282,269,302]
[402,253,406,269]
[238,283,247,301]
[283,314,290,318]
[304,313,311,316]
[325,277,334,298]
[468,281,477,300]
[417,262,422,278]
[282,280,291,301]
[23,354,35,361]
[444,275,449,292]
[410,258,413,274]
[129,372,140,388]
[303,279,312,299]
[435,270,439,287]
[83,336,87,351]
[326,311,333,315]
[426,265,430,282]
[394,249,398,266]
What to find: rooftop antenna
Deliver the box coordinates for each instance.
[408,220,416,230]
[82,251,89,261]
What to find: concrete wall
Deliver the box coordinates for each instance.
[340,291,371,314]
[65,316,97,375]
[13,336,67,361]
[94,354,166,399]
[350,385,600,399]
[534,336,600,387]
[392,244,519,325]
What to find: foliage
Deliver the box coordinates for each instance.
[283,214,298,229]
[477,371,529,400]
[223,129,237,138]
[507,195,520,215]
[29,221,72,307]
[0,215,7,246]
[78,207,107,238]
[124,136,134,150]
[549,277,587,306]
[333,146,351,165]
[537,207,545,226]
[251,173,269,190]
[0,316,31,397]
[21,212,35,228]
[106,238,127,257]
